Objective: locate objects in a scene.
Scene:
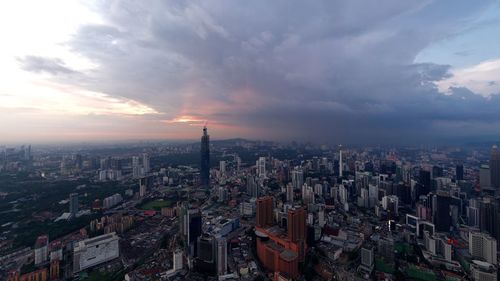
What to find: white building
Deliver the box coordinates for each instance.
[73,232,119,273]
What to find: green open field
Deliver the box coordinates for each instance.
[140,199,174,210]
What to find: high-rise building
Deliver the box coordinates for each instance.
[288,208,306,242]
[69,193,78,217]
[181,207,203,257]
[142,153,150,174]
[469,231,497,264]
[456,164,464,181]
[200,126,210,187]
[432,192,452,232]
[291,168,303,190]
[479,197,498,240]
[288,207,306,262]
[418,169,431,196]
[286,183,294,203]
[216,237,227,276]
[490,145,500,188]
[257,157,266,178]
[256,196,274,228]
[132,156,141,178]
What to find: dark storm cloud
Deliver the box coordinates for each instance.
[59,0,500,143]
[18,56,77,75]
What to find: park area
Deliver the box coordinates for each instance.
[139,199,174,211]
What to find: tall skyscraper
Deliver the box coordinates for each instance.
[256,196,274,228]
[69,193,79,217]
[200,126,210,187]
[490,145,500,188]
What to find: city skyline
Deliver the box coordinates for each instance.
[2,1,500,144]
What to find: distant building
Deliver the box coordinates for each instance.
[73,232,119,273]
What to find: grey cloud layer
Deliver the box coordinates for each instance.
[28,0,500,143]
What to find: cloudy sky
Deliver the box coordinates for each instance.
[1,0,500,144]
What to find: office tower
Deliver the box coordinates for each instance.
[69,193,79,217]
[469,231,497,264]
[419,169,431,196]
[256,196,274,228]
[132,156,141,178]
[286,183,294,203]
[480,165,491,188]
[291,168,304,190]
[338,145,343,177]
[432,192,452,232]
[257,157,266,178]
[34,235,49,265]
[456,164,464,181]
[490,145,500,188]
[142,153,150,174]
[216,237,227,276]
[200,126,210,187]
